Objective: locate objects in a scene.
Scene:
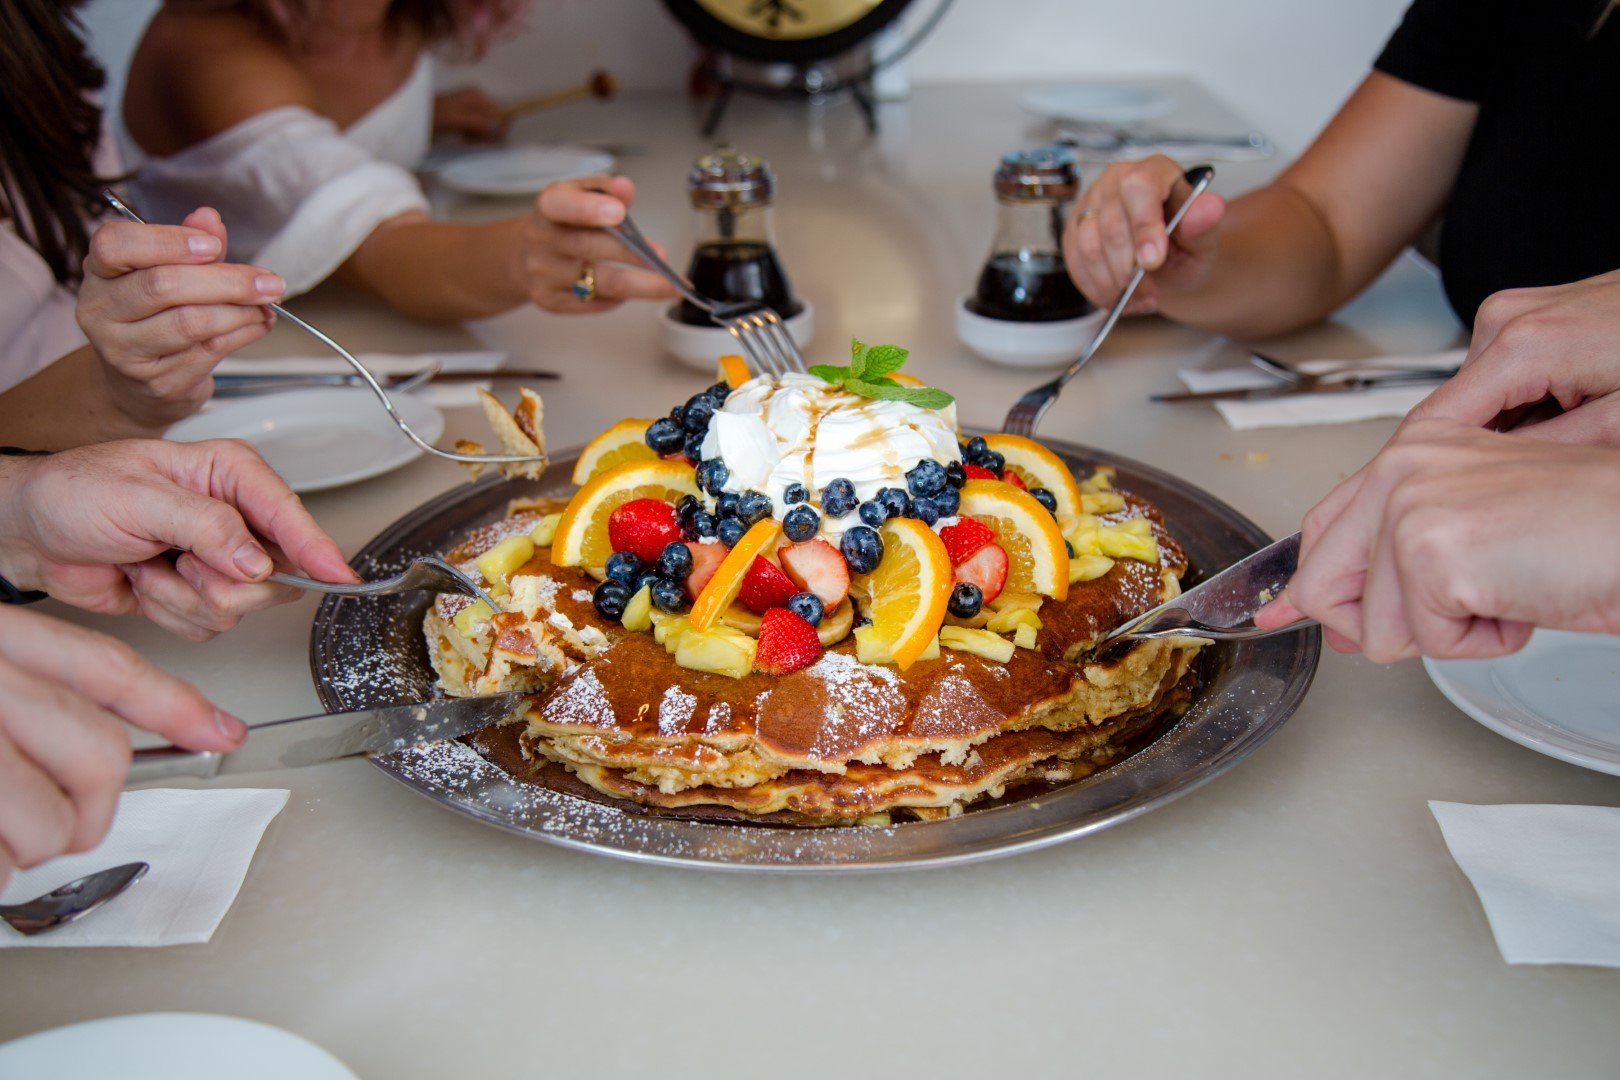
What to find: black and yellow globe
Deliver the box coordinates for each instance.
[662,0,918,63]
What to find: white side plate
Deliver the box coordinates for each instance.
[167,388,444,494]
[0,1013,356,1079]
[438,145,615,196]
[1425,630,1620,776]
[1020,85,1176,126]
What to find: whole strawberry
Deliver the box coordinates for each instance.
[755,608,822,675]
[608,498,684,563]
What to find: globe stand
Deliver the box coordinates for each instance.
[698,57,880,137]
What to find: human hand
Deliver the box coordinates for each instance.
[1406,269,1620,446]
[76,208,283,428]
[0,439,356,641]
[432,86,510,142]
[1255,418,1620,662]
[1063,154,1228,315]
[0,605,244,888]
[517,175,679,313]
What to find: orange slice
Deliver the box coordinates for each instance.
[717,354,752,388]
[981,434,1084,527]
[957,479,1070,601]
[570,418,657,485]
[858,518,952,670]
[551,459,700,570]
[689,519,782,631]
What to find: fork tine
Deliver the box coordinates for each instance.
[753,314,787,376]
[762,311,804,372]
[746,315,784,377]
[726,321,770,377]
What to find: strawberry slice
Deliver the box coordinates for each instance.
[683,540,728,600]
[755,608,823,674]
[778,538,850,609]
[939,517,997,566]
[1003,471,1026,490]
[962,463,999,481]
[607,498,683,563]
[738,555,798,613]
[953,542,1008,603]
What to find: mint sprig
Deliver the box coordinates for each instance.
[809,339,954,410]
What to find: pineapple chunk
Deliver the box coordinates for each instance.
[987,590,1044,614]
[621,585,653,632]
[939,626,1016,663]
[856,812,893,827]
[1078,466,1115,493]
[475,535,535,585]
[1080,491,1126,515]
[1096,529,1159,564]
[1068,554,1116,583]
[1119,516,1153,538]
[674,628,755,679]
[986,608,1042,634]
[452,599,494,638]
[529,513,563,547]
[854,624,894,665]
[1013,624,1039,651]
[917,634,940,662]
[653,613,690,650]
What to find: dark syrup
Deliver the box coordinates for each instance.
[968,253,1094,322]
[677,241,803,326]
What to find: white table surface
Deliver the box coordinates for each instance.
[5,81,1617,1076]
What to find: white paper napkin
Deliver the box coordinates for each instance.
[0,788,288,948]
[1177,349,1465,430]
[214,350,507,407]
[1053,126,1276,163]
[1430,801,1620,968]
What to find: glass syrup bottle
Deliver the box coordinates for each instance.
[969,146,1094,322]
[677,146,803,327]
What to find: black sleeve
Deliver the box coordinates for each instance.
[1373,0,1515,102]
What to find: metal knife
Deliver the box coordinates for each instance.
[124,692,530,784]
[1152,370,1456,404]
[1095,532,1316,647]
[213,369,560,397]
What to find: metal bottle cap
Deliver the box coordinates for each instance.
[689,146,776,210]
[993,146,1079,201]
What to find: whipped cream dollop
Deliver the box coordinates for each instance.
[699,372,961,540]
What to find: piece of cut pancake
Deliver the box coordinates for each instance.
[456,387,547,481]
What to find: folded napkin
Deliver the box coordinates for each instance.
[213,350,507,407]
[0,788,288,948]
[1178,349,1464,431]
[1430,801,1620,968]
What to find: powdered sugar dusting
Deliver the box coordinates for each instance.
[572,589,593,603]
[539,667,612,729]
[658,685,698,735]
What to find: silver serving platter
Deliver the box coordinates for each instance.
[309,439,1319,873]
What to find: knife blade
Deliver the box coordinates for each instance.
[124,691,530,784]
[1152,369,1455,404]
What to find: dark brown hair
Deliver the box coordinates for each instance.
[188,0,526,57]
[0,0,107,287]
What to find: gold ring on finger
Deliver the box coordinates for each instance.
[571,259,597,302]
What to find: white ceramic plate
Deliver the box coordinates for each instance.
[167,388,443,494]
[437,145,614,196]
[0,1013,356,1079]
[1020,85,1176,126]
[1425,630,1620,776]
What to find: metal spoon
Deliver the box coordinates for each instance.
[0,862,149,936]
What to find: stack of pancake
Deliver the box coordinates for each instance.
[425,491,1205,824]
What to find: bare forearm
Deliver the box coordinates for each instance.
[337,216,528,321]
[0,348,159,451]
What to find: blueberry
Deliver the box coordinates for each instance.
[784,482,809,505]
[716,492,741,520]
[820,478,857,517]
[1065,539,1075,558]
[676,494,701,522]
[632,567,662,594]
[705,381,732,406]
[736,490,773,526]
[912,496,941,526]
[717,518,746,547]
[905,459,948,499]
[605,551,642,584]
[945,461,967,489]
[1030,487,1058,515]
[964,436,989,464]
[650,576,690,613]
[645,418,685,455]
[593,580,632,620]
[787,591,824,626]
[658,541,693,580]
[857,500,888,528]
[947,582,983,619]
[984,450,1006,475]
[696,459,729,496]
[841,525,883,573]
[681,395,714,433]
[933,485,960,518]
[686,510,718,539]
[783,504,821,542]
[683,431,706,463]
[669,404,687,425]
[875,486,912,520]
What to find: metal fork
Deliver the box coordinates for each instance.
[101,191,546,471]
[605,213,805,377]
[1002,165,1215,437]
[269,555,499,610]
